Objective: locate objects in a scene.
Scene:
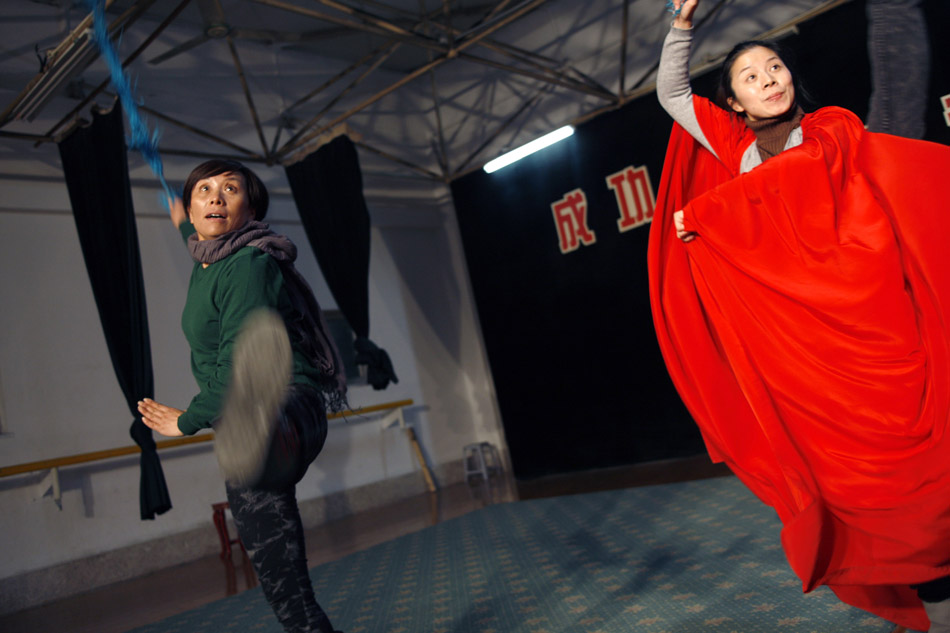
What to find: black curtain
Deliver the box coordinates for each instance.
[58,103,171,520]
[285,135,397,390]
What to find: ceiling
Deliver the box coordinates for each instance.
[0,0,845,205]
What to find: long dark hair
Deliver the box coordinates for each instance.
[714,39,813,115]
[182,159,270,221]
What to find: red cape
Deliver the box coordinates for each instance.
[648,106,950,630]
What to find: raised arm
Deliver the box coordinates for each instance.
[166,196,187,229]
[657,0,718,158]
[672,0,699,29]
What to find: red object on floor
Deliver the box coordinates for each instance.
[212,502,247,560]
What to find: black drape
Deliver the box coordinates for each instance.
[285,135,397,390]
[58,103,172,520]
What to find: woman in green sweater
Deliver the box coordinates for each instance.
[137,159,346,633]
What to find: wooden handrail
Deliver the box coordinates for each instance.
[0,399,414,478]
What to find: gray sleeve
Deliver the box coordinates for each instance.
[657,25,718,158]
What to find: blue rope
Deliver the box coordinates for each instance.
[84,0,177,210]
[666,1,682,16]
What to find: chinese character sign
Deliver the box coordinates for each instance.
[550,164,654,254]
[607,165,655,232]
[551,188,597,254]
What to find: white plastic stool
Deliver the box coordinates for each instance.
[463,442,500,482]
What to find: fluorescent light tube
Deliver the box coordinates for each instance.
[483,125,574,173]
[1,28,98,125]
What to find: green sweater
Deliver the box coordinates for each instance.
[177,223,321,435]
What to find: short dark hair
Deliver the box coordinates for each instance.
[715,39,813,115]
[182,159,269,221]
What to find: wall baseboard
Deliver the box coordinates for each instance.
[0,459,464,616]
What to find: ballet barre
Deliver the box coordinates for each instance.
[0,398,419,479]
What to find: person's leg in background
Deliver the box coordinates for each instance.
[915,576,950,633]
[866,0,929,138]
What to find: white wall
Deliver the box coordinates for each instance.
[0,166,505,582]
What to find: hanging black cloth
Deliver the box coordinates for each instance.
[58,103,172,520]
[285,135,398,390]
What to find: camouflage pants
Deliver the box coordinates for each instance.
[225,385,337,633]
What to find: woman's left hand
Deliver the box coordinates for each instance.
[137,398,185,437]
[674,210,697,242]
[165,196,187,229]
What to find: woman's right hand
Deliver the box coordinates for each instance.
[672,0,699,29]
[137,398,185,437]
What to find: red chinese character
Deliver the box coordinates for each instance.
[551,189,596,254]
[606,165,655,232]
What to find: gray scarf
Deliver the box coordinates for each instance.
[188,221,347,409]
[187,220,297,265]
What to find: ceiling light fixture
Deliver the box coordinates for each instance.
[0,0,133,128]
[483,125,575,174]
[0,26,100,127]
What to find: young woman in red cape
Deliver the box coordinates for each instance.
[649,1,950,631]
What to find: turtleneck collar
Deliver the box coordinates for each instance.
[744,105,805,161]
